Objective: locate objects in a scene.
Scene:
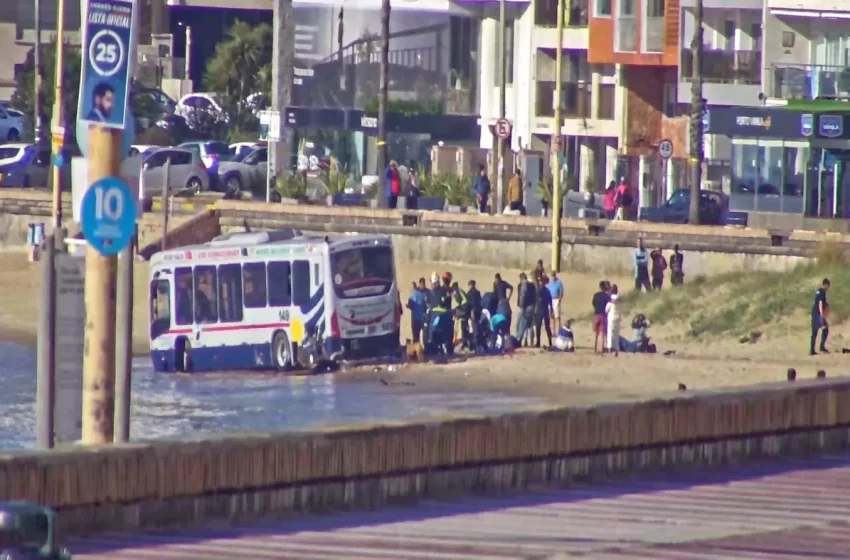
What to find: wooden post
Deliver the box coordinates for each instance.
[81,126,120,445]
[161,156,170,251]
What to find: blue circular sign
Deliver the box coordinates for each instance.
[88,29,126,78]
[80,176,137,256]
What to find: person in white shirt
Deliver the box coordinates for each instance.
[605,285,621,357]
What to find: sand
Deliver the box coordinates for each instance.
[7,252,845,402]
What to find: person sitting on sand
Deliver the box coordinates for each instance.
[605,285,621,357]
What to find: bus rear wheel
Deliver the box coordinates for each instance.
[272,331,293,372]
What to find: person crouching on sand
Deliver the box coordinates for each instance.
[591,281,610,353]
[605,285,621,357]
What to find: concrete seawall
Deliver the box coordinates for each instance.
[0,379,846,537]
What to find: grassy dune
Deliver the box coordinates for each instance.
[621,251,850,339]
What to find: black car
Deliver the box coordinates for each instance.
[639,189,725,225]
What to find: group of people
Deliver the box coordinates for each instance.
[602,178,634,220]
[591,280,655,357]
[633,240,685,292]
[405,260,566,355]
[385,160,421,210]
[472,165,527,216]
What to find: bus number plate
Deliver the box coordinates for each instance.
[278,309,290,322]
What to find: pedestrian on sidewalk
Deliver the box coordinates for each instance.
[650,248,667,290]
[605,285,621,357]
[810,278,830,356]
[548,271,564,330]
[591,281,610,354]
[633,238,651,292]
[473,165,491,214]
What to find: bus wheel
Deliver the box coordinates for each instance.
[272,331,293,372]
[175,338,193,373]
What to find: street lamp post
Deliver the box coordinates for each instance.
[50,0,68,229]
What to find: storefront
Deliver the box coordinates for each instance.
[707,106,850,218]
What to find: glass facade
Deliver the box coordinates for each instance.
[730,142,850,218]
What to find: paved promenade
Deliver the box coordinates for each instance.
[71,453,850,559]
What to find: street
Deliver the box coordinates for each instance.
[71,453,850,559]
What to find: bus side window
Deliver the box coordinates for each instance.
[150,279,171,339]
[268,261,292,306]
[174,267,194,326]
[218,263,243,322]
[243,262,267,308]
[193,265,218,324]
[293,260,311,306]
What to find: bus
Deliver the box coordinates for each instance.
[148,229,400,373]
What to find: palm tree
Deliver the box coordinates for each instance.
[377,0,391,206]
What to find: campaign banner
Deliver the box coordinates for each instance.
[77,0,136,130]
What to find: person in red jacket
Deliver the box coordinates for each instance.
[603,181,617,219]
[615,178,632,220]
[385,160,401,209]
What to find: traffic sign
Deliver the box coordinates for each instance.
[80,176,137,256]
[77,0,137,131]
[658,139,674,159]
[495,118,512,140]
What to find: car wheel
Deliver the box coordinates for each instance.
[271,331,293,372]
[186,176,204,194]
[224,174,243,193]
[6,129,19,142]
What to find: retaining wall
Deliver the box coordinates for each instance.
[0,379,847,537]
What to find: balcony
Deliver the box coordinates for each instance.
[535,0,589,27]
[770,64,850,100]
[536,82,591,118]
[680,49,761,85]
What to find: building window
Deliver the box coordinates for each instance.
[599,84,616,119]
[751,23,762,51]
[595,0,611,17]
[646,0,663,17]
[724,20,736,52]
[663,84,686,118]
[615,0,637,52]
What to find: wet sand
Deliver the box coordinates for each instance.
[6,252,846,403]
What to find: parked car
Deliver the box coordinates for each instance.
[175,93,230,129]
[0,104,24,142]
[0,501,72,559]
[0,143,36,170]
[639,189,726,225]
[140,147,209,195]
[178,140,232,188]
[230,141,264,161]
[0,147,52,188]
[218,146,268,193]
[128,145,158,157]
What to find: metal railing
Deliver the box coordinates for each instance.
[680,49,761,84]
[769,63,850,100]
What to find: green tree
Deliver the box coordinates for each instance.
[203,20,272,141]
[12,40,82,141]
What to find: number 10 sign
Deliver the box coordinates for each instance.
[77,0,137,130]
[81,177,137,256]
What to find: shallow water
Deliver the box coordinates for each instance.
[0,342,543,450]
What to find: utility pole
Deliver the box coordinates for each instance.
[51,0,68,229]
[161,157,170,251]
[551,0,565,272]
[688,0,704,225]
[82,128,120,445]
[33,0,45,147]
[271,0,294,184]
[376,0,390,204]
[496,0,507,212]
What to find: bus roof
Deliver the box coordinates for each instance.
[150,229,392,267]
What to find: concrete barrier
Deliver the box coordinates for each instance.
[138,209,221,260]
[0,379,847,537]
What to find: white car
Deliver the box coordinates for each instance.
[0,104,24,142]
[140,147,210,195]
[175,93,230,128]
[229,142,263,160]
[128,145,158,157]
[217,146,268,192]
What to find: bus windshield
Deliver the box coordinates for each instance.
[331,245,394,298]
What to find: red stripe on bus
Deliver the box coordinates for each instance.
[165,322,291,335]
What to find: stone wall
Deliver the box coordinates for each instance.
[138,209,221,260]
[0,379,845,537]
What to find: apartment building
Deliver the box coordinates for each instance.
[477,0,623,193]
[584,0,688,200]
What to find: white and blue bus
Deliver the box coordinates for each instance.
[148,229,400,373]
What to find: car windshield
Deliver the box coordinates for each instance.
[0,511,49,549]
[331,245,394,298]
[0,147,22,160]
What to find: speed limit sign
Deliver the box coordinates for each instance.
[658,139,674,159]
[495,118,512,140]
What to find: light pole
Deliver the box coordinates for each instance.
[551,0,565,272]
[496,0,507,212]
[50,0,68,229]
[33,0,45,147]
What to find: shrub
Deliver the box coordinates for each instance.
[321,162,350,196]
[276,172,308,201]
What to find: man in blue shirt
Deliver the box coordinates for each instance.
[633,238,651,292]
[547,271,564,329]
[473,165,491,213]
[810,278,830,355]
[407,278,427,344]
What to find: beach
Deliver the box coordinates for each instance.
[5,251,844,401]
